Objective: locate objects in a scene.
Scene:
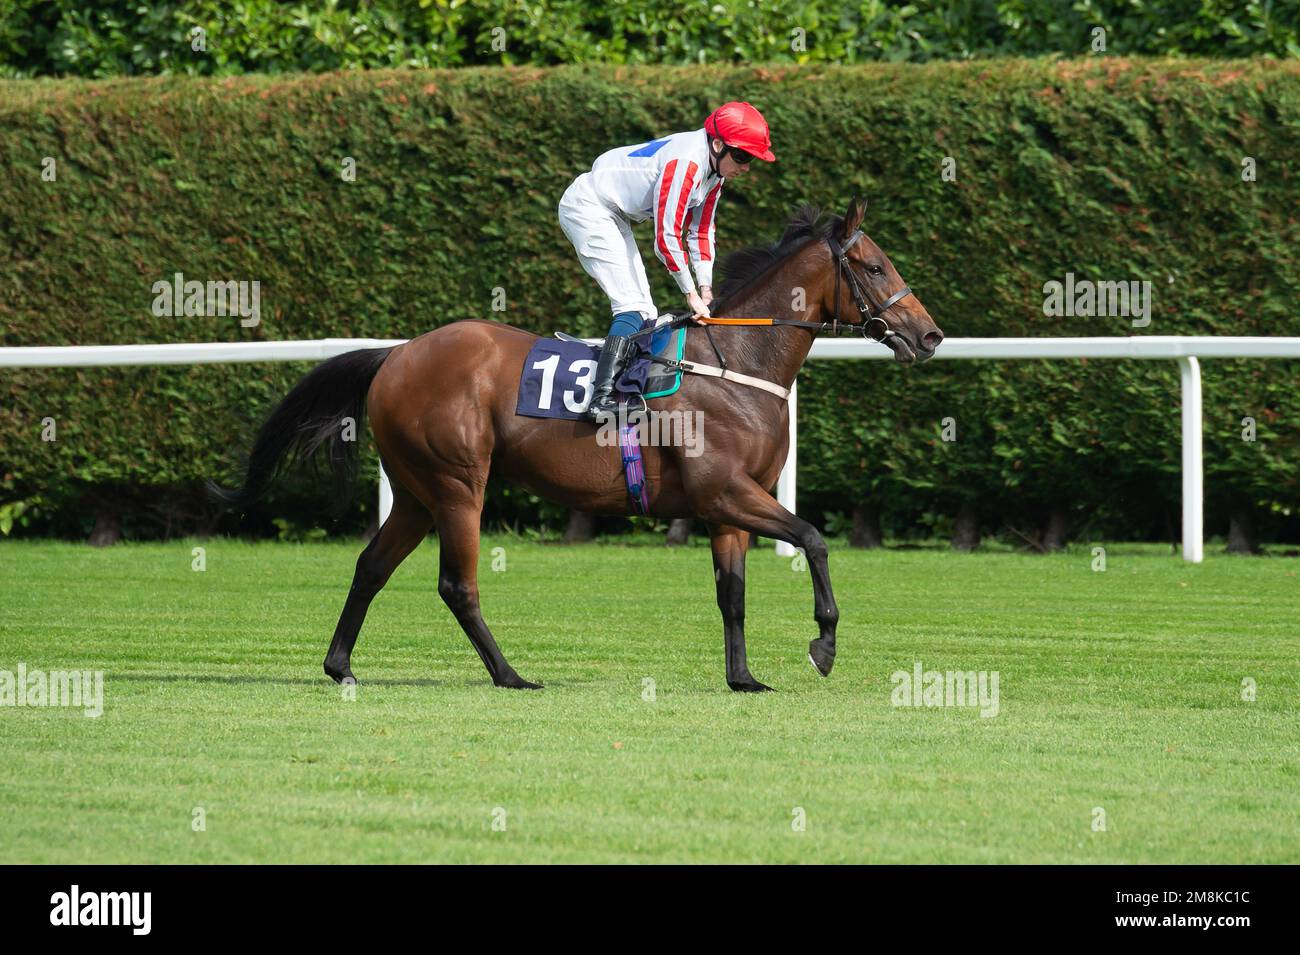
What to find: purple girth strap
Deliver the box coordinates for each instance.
[618,422,650,515]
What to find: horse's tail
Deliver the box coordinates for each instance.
[207,346,396,514]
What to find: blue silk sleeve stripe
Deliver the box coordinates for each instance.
[628,138,669,158]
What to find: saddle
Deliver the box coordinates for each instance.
[514,317,686,423]
[514,317,687,516]
[558,319,685,401]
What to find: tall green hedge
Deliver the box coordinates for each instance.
[1,59,1297,542]
[1,1,1297,78]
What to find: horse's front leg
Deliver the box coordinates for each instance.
[708,524,771,692]
[701,476,839,678]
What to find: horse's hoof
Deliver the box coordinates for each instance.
[808,640,836,677]
[728,679,775,693]
[498,676,544,690]
[324,661,355,684]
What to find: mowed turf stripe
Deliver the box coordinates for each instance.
[0,537,1296,863]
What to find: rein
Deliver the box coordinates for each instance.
[638,231,915,400]
[645,231,913,341]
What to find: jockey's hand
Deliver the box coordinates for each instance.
[686,289,711,324]
[699,285,713,307]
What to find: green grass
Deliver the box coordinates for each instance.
[1,536,1297,864]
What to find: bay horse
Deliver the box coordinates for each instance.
[211,199,943,691]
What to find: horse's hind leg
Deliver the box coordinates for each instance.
[323,483,433,684]
[708,524,772,692]
[432,480,541,690]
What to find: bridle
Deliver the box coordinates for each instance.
[824,230,913,343]
[678,229,915,342]
[628,230,919,401]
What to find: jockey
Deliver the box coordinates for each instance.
[558,101,776,422]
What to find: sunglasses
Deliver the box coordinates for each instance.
[725,145,754,165]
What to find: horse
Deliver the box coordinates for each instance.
[210,199,943,691]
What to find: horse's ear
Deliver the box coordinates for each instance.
[841,197,866,237]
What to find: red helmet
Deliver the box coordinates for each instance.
[704,101,775,162]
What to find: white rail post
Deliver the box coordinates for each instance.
[775,380,798,557]
[378,463,393,528]
[1178,356,1204,563]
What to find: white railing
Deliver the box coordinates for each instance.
[775,336,1300,561]
[0,338,406,532]
[4,336,1299,562]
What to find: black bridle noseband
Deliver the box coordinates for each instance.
[824,230,913,342]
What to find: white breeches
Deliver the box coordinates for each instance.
[558,174,657,323]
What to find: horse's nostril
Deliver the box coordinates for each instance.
[923,329,944,350]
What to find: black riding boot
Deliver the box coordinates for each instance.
[584,335,633,423]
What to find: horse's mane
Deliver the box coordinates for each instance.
[712,204,843,313]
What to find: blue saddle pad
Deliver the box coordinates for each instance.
[515,319,685,421]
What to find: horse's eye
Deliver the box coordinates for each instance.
[869,265,885,276]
